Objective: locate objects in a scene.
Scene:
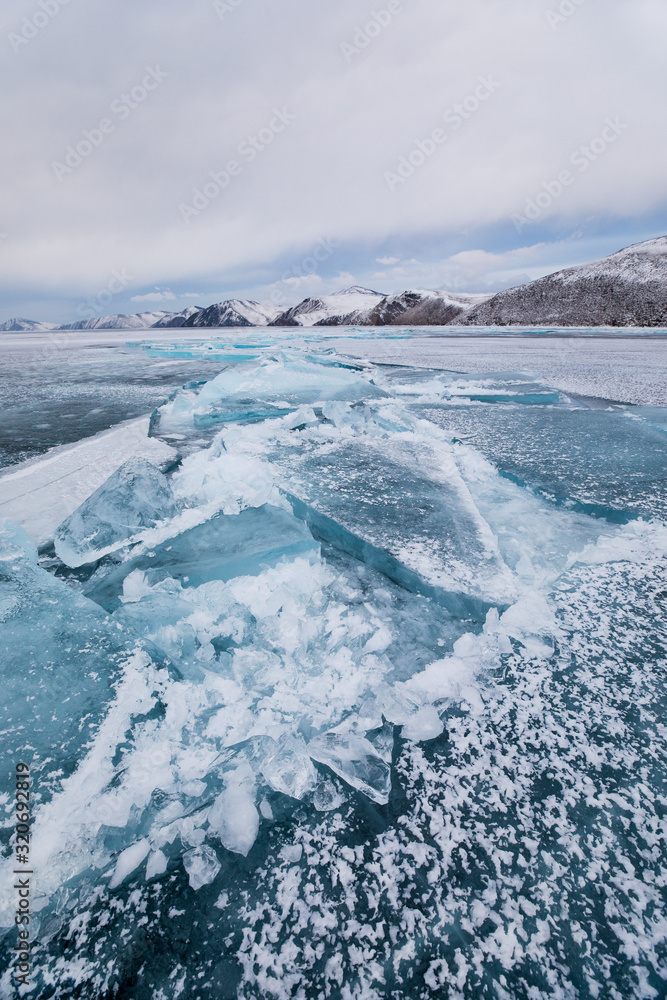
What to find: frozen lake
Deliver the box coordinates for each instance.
[0,333,233,469]
[1,327,666,471]
[1,328,666,1000]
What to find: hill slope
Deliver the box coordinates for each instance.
[0,318,57,332]
[271,287,385,326]
[463,237,667,327]
[182,300,281,328]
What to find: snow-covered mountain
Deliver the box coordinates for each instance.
[463,237,667,327]
[271,286,386,327]
[182,299,282,328]
[365,289,490,326]
[0,318,57,332]
[151,306,203,328]
[59,311,175,331]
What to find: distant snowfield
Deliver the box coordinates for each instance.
[0,416,175,546]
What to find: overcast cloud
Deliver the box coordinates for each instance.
[1,0,666,322]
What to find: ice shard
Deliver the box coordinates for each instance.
[307,732,392,804]
[208,781,260,858]
[84,504,319,612]
[109,839,151,889]
[260,733,318,800]
[274,430,516,616]
[183,845,222,890]
[54,457,179,567]
[312,778,347,812]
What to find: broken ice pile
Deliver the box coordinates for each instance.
[149,350,389,446]
[5,342,666,963]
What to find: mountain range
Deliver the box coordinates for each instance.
[2,237,666,333]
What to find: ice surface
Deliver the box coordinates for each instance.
[0,337,220,472]
[419,401,667,521]
[323,332,667,403]
[0,517,38,565]
[307,732,392,804]
[376,366,565,406]
[631,404,667,433]
[54,456,180,567]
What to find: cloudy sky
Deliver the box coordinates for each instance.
[2,0,666,323]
